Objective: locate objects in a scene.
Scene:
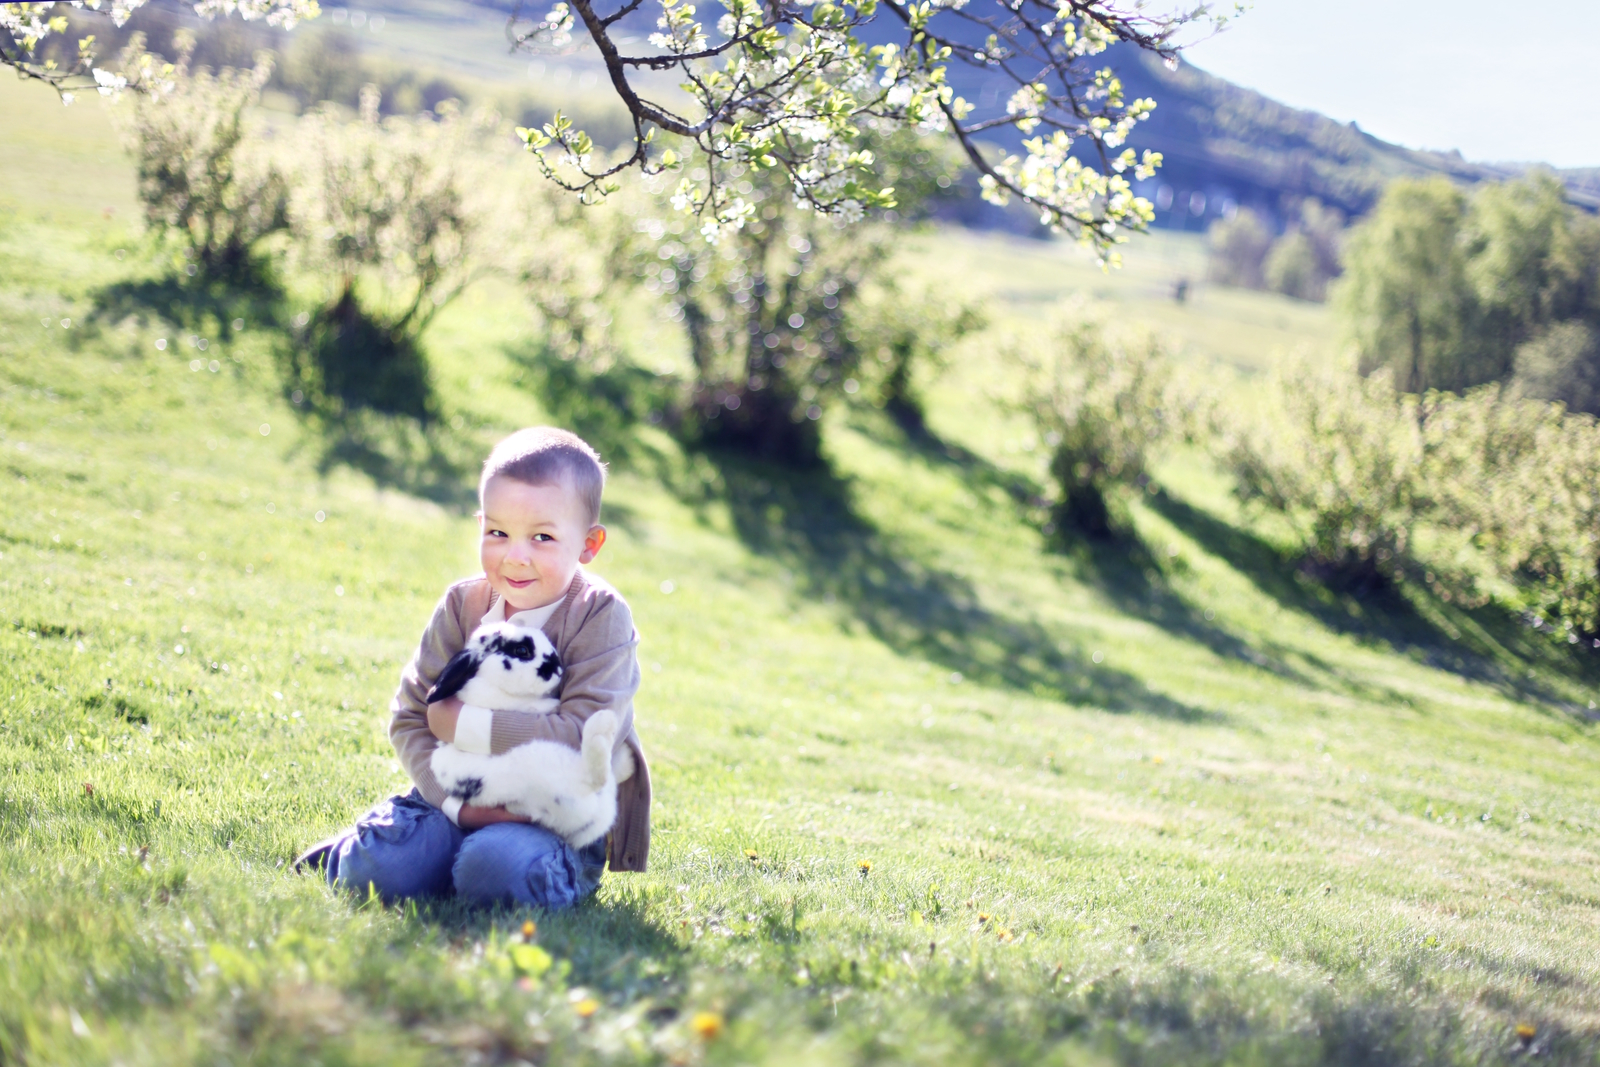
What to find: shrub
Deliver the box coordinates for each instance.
[1014,322,1180,540]
[280,87,488,422]
[858,284,984,431]
[623,180,890,466]
[1222,361,1424,587]
[123,34,287,282]
[1263,232,1324,301]
[1225,357,1600,634]
[1206,209,1272,290]
[499,129,964,466]
[1512,321,1600,415]
[1419,388,1600,636]
[1465,173,1599,358]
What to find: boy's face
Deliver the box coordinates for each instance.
[479,474,606,612]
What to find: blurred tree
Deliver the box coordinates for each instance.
[1263,199,1343,301]
[1296,199,1345,283]
[1466,173,1599,359]
[122,34,287,283]
[1210,199,1344,302]
[1513,321,1600,416]
[1336,178,1482,393]
[1013,321,1178,540]
[1339,174,1600,395]
[277,28,366,111]
[1262,231,1321,301]
[280,88,488,423]
[1206,208,1271,290]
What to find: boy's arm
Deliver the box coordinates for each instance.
[389,587,466,812]
[391,580,527,827]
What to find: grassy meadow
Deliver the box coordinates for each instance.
[4,72,1600,1067]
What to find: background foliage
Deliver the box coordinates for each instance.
[1337,174,1600,406]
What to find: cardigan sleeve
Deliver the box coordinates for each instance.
[389,582,475,810]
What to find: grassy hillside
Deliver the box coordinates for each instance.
[4,74,1600,1067]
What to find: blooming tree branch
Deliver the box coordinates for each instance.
[0,0,316,102]
[508,0,1230,252]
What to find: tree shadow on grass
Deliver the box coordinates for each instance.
[1147,490,1600,715]
[91,269,285,338]
[1069,516,1324,687]
[865,410,1049,513]
[301,414,481,512]
[857,415,1338,701]
[93,270,488,510]
[681,446,1218,723]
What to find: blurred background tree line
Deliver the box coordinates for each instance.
[99,14,1600,648]
[1207,172,1600,419]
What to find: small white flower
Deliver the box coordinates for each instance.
[93,68,128,97]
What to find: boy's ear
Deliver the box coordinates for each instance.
[579,524,607,564]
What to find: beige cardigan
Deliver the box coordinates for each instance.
[389,569,651,872]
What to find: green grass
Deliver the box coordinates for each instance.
[4,80,1600,1067]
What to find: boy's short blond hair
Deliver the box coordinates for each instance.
[480,427,607,527]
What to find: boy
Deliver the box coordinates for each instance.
[296,427,650,907]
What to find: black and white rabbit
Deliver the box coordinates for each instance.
[425,621,633,848]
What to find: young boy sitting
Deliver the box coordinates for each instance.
[296,427,650,907]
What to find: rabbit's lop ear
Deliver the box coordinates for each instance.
[535,647,562,682]
[426,649,479,704]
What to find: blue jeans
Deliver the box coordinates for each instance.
[307,790,607,908]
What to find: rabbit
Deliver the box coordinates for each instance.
[425,620,633,848]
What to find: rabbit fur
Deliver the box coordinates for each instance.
[425,620,634,849]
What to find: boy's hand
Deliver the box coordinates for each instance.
[457,803,531,828]
[427,696,464,741]
[429,700,528,827]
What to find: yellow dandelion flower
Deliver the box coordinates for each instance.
[690,1011,725,1041]
[976,912,991,924]
[858,860,873,877]
[573,997,600,1018]
[745,848,760,862]
[997,928,1014,942]
[521,920,537,940]
[1152,755,1165,765]
[1515,1023,1537,1040]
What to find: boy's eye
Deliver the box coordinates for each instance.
[486,529,508,538]
[533,533,553,542]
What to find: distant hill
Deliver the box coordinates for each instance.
[1108,48,1600,232]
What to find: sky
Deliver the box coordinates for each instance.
[1179,0,1600,169]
